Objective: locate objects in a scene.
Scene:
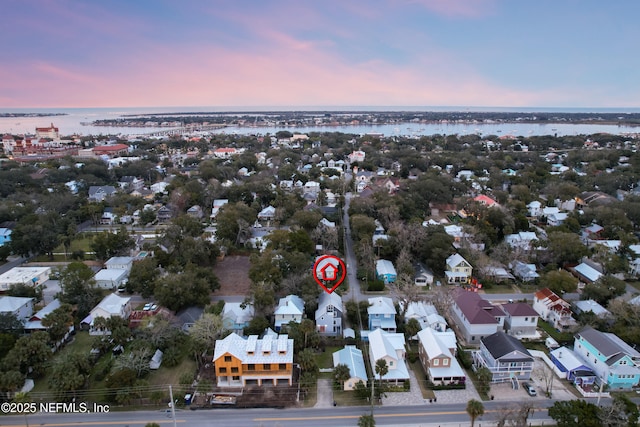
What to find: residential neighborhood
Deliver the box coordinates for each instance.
[2,121,640,426]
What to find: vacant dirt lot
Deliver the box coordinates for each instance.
[213,255,252,296]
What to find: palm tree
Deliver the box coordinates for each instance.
[358,413,376,427]
[466,399,485,427]
[374,359,388,386]
[333,363,351,390]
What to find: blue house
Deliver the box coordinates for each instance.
[0,228,11,247]
[375,259,397,284]
[222,302,254,335]
[573,327,640,390]
[333,346,368,391]
[367,297,397,332]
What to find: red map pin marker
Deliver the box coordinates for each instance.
[313,255,347,294]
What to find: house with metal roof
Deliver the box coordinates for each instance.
[550,346,596,385]
[222,302,255,335]
[417,328,465,385]
[472,331,534,383]
[375,259,397,284]
[81,293,132,335]
[574,327,640,390]
[450,289,505,344]
[367,297,397,332]
[400,301,447,333]
[0,296,33,321]
[333,346,367,390]
[445,253,472,284]
[574,300,611,318]
[368,328,409,384]
[511,261,539,282]
[572,262,603,284]
[274,295,305,332]
[213,333,294,387]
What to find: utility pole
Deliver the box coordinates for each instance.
[169,384,177,427]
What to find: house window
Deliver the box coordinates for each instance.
[219,367,227,373]
[433,359,439,366]
[224,356,232,362]
[248,351,254,355]
[263,364,271,370]
[231,367,239,373]
[327,305,334,313]
[443,359,449,366]
[532,318,536,323]
[232,376,240,381]
[471,336,475,341]
[279,363,286,370]
[525,317,528,321]
[247,364,255,371]
[389,361,393,366]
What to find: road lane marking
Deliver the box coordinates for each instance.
[0,420,186,427]
[254,410,466,421]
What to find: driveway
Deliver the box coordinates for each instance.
[315,378,334,408]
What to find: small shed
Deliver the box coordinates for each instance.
[150,349,163,370]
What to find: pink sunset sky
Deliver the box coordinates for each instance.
[1,0,639,108]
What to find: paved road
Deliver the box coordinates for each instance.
[343,192,364,304]
[0,400,575,427]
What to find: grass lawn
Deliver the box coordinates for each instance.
[333,387,369,407]
[481,283,519,294]
[148,357,197,387]
[316,346,341,369]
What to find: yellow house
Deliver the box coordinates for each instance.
[213,333,294,387]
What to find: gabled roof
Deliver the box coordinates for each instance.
[333,346,367,381]
[316,292,343,319]
[0,296,33,312]
[367,297,396,315]
[577,327,634,361]
[482,331,533,361]
[501,302,538,317]
[454,290,503,325]
[417,328,452,359]
[275,295,305,316]
[213,332,294,364]
[573,263,603,282]
[223,302,255,325]
[369,328,404,362]
[446,253,470,269]
[92,293,130,315]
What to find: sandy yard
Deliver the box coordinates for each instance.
[213,255,252,296]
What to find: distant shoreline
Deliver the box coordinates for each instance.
[0,113,67,118]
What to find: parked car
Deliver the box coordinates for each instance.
[523,382,537,396]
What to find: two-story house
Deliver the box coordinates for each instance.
[88,185,117,202]
[445,253,473,284]
[333,345,367,391]
[450,290,505,344]
[315,292,343,337]
[472,331,535,383]
[274,295,305,332]
[368,328,409,384]
[417,328,465,385]
[573,327,640,390]
[533,288,577,331]
[501,302,539,338]
[0,296,34,321]
[213,333,294,387]
[367,297,397,332]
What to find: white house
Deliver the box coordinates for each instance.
[400,301,447,332]
[547,212,569,227]
[501,302,539,338]
[274,295,305,332]
[94,269,129,290]
[82,293,132,335]
[333,346,367,391]
[511,261,540,282]
[527,201,542,217]
[0,267,51,292]
[450,290,505,344]
[368,328,409,384]
[105,256,135,271]
[315,292,343,337]
[0,296,34,321]
[533,288,577,331]
[504,232,538,250]
[222,302,255,335]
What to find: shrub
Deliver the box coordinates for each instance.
[367,280,385,291]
